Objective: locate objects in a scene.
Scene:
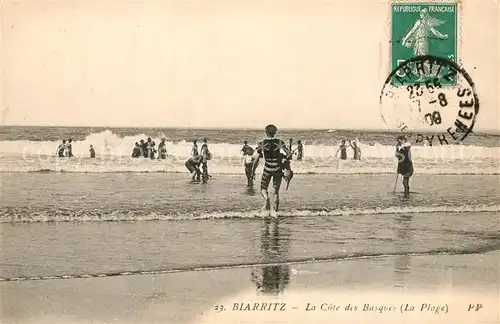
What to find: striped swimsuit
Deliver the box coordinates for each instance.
[256,138,287,190]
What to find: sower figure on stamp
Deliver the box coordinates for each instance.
[252,125,294,215]
[402,9,448,56]
[401,8,448,80]
[395,135,414,198]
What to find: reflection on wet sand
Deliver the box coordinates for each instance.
[393,215,413,288]
[251,218,291,295]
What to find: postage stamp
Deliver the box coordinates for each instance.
[390,2,459,86]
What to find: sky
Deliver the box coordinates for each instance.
[2,0,499,131]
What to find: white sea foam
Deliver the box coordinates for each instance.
[1,130,498,174]
[1,129,499,160]
[2,204,498,223]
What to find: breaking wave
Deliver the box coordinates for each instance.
[1,129,499,160]
[2,204,499,223]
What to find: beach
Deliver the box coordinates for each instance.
[1,251,499,324]
[3,0,500,321]
[1,127,499,323]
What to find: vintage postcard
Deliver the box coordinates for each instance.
[1,0,499,324]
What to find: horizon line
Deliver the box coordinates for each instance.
[1,124,500,135]
[0,124,388,131]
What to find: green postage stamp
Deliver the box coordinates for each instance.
[390,2,458,86]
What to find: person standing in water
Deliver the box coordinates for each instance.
[395,135,414,198]
[293,140,303,160]
[56,140,67,157]
[350,140,361,160]
[241,141,256,187]
[191,140,199,157]
[200,138,211,183]
[335,139,348,160]
[67,139,73,157]
[241,140,251,155]
[144,138,154,158]
[157,138,167,159]
[148,140,156,159]
[251,125,294,214]
[89,145,96,158]
[140,140,148,157]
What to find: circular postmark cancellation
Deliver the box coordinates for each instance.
[380,55,479,146]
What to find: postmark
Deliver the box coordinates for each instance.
[380,55,480,145]
[390,2,459,86]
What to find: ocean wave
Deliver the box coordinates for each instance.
[2,204,498,223]
[1,129,499,160]
[1,169,497,175]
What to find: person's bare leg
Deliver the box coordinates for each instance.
[272,176,282,212]
[403,176,410,198]
[261,189,271,210]
[273,192,280,212]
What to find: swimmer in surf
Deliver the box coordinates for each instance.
[148,141,156,159]
[200,138,211,183]
[395,135,414,198]
[350,140,361,160]
[131,142,142,158]
[157,138,167,159]
[140,140,148,157]
[251,124,294,213]
[191,140,199,157]
[56,140,66,157]
[185,155,203,182]
[66,139,73,157]
[293,140,303,160]
[335,139,348,160]
[89,145,96,158]
[241,140,252,155]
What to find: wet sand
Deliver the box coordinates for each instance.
[1,251,498,324]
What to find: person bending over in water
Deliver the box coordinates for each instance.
[157,138,167,159]
[185,155,203,182]
[350,140,361,160]
[89,145,96,158]
[395,135,414,198]
[56,140,67,157]
[251,124,294,213]
[335,139,348,160]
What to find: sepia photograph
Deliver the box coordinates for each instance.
[1,0,499,323]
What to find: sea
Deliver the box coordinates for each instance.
[1,126,499,304]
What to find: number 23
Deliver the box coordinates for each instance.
[407,83,423,99]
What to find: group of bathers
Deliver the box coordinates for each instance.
[184,138,212,183]
[131,137,168,159]
[55,139,74,157]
